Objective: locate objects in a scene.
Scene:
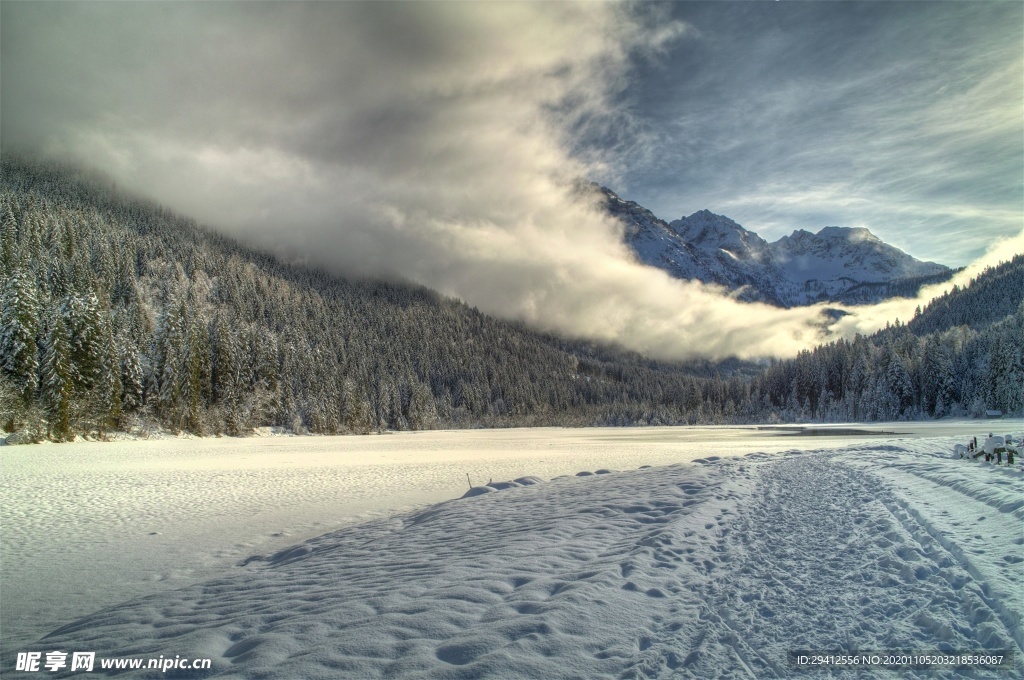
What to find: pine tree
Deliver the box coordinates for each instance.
[209,315,237,406]
[989,331,1024,414]
[884,347,914,418]
[61,292,105,390]
[180,321,210,433]
[40,314,74,439]
[119,338,144,414]
[0,203,18,272]
[0,270,40,403]
[343,377,372,434]
[156,299,187,428]
[407,381,437,429]
[95,321,123,430]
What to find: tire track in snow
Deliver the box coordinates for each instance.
[620,460,787,679]
[630,454,1017,679]
[877,463,1024,517]
[839,445,1023,657]
[858,468,1024,656]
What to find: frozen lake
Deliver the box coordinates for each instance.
[0,421,993,652]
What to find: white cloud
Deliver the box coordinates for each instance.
[829,229,1024,339]
[5,2,1015,362]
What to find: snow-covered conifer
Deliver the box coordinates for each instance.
[40,314,73,439]
[0,269,40,402]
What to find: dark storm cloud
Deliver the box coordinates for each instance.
[603,1,1023,266]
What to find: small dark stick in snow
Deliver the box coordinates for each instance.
[467,473,473,490]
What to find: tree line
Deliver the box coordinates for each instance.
[0,157,745,440]
[1,156,1020,442]
[746,255,1023,422]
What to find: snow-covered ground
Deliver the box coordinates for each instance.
[3,422,1022,677]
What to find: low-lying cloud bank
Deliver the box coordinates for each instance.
[2,3,1018,361]
[829,229,1024,340]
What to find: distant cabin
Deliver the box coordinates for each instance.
[985,409,1003,419]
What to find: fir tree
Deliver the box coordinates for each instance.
[0,203,18,271]
[40,314,73,439]
[0,269,40,404]
[119,338,144,414]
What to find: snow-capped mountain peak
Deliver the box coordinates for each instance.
[669,210,769,263]
[821,225,879,242]
[770,225,945,285]
[594,185,951,307]
[776,226,882,255]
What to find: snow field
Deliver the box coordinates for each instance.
[11,432,1022,679]
[1,426,827,651]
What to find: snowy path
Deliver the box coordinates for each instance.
[627,453,1021,678]
[14,436,1021,679]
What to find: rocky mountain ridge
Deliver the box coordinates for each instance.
[599,185,951,306]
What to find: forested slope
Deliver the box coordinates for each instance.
[749,257,1024,422]
[906,255,1024,335]
[0,157,746,440]
[2,157,1019,442]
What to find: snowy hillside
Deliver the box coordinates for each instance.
[17,435,1022,679]
[1,157,763,442]
[598,186,951,307]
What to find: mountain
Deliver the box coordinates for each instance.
[598,186,951,307]
[1,157,1013,443]
[0,156,755,442]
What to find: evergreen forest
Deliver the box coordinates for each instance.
[1,157,1021,442]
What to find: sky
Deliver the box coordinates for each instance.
[603,2,1024,263]
[2,1,1021,360]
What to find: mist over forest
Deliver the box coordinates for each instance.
[2,157,1021,442]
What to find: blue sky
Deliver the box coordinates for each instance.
[587,2,1022,266]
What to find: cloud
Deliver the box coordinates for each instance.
[3,2,1013,363]
[606,2,1023,267]
[828,228,1024,339]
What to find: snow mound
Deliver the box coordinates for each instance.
[252,426,294,437]
[488,480,524,490]
[461,485,498,498]
[461,476,547,498]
